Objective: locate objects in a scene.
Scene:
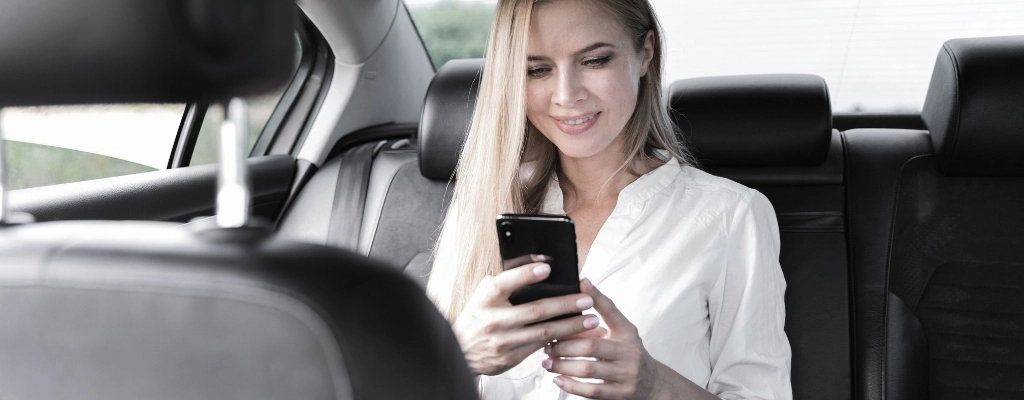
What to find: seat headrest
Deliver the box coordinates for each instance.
[922,35,1024,176]
[668,74,832,167]
[0,0,295,106]
[417,59,482,181]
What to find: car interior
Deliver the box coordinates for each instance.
[1,0,1022,399]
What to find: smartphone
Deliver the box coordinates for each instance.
[496,214,581,321]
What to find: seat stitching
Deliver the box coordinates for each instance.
[942,43,964,171]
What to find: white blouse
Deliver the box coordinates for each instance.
[479,158,793,400]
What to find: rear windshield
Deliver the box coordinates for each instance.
[407,0,1024,113]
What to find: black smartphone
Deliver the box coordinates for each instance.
[496,214,581,321]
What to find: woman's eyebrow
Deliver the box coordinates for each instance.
[574,42,614,56]
[527,42,614,62]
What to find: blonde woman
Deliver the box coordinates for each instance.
[426,0,792,399]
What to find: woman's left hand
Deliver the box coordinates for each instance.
[542,278,665,400]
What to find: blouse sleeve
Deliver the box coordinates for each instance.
[706,190,793,400]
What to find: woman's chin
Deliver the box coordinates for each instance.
[554,144,603,161]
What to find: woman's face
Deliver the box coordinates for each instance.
[525,0,653,161]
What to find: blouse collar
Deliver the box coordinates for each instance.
[540,156,682,215]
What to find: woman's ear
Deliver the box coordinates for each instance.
[640,30,655,77]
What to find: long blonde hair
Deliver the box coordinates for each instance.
[427,0,695,322]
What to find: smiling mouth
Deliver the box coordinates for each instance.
[562,113,598,125]
[552,112,601,135]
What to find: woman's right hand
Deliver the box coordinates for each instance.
[452,254,600,376]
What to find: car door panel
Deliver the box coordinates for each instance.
[9,155,295,223]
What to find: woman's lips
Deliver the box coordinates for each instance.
[553,112,600,135]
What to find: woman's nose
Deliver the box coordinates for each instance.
[553,69,587,107]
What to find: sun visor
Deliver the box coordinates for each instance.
[0,0,296,106]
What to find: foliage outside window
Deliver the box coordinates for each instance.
[408,0,496,69]
[1,104,185,190]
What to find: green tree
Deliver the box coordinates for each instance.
[409,2,495,69]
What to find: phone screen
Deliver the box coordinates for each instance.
[496,214,581,320]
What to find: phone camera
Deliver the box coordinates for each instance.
[500,221,515,243]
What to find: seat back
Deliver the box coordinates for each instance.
[0,2,477,398]
[671,74,851,400]
[277,60,481,286]
[880,35,1024,399]
[0,222,476,400]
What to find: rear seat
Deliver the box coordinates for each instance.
[670,74,851,400]
[280,59,857,398]
[280,37,1024,399]
[278,59,481,286]
[845,35,1024,400]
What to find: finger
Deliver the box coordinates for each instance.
[544,358,624,381]
[581,278,634,335]
[558,326,608,341]
[547,337,618,360]
[468,275,494,303]
[486,262,551,301]
[502,314,600,347]
[501,254,548,270]
[553,375,626,399]
[499,293,594,327]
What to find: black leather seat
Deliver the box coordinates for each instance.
[0,222,476,399]
[846,35,1024,400]
[670,74,851,400]
[278,59,481,286]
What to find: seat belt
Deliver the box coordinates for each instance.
[326,141,383,251]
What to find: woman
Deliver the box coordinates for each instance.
[426,0,792,399]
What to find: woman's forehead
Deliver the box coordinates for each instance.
[528,0,628,55]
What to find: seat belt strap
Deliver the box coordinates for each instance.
[326,141,381,250]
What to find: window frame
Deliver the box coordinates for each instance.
[167,15,325,168]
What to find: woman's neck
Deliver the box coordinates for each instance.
[558,139,657,208]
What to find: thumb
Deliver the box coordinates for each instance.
[580,278,636,336]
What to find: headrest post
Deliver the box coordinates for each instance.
[216,98,251,228]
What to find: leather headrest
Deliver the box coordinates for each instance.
[669,74,832,167]
[417,59,482,181]
[0,0,295,106]
[922,35,1024,176]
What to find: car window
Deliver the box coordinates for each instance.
[1,104,186,190]
[188,89,288,166]
[189,34,304,166]
[407,0,495,69]
[406,0,1024,112]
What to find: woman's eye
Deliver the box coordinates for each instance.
[582,56,612,67]
[527,67,550,78]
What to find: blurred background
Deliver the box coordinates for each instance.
[3,0,1022,189]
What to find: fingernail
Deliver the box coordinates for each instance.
[553,376,564,387]
[532,254,548,262]
[584,316,599,329]
[544,343,551,354]
[533,264,550,277]
[581,278,593,289]
[576,296,593,310]
[541,359,552,370]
